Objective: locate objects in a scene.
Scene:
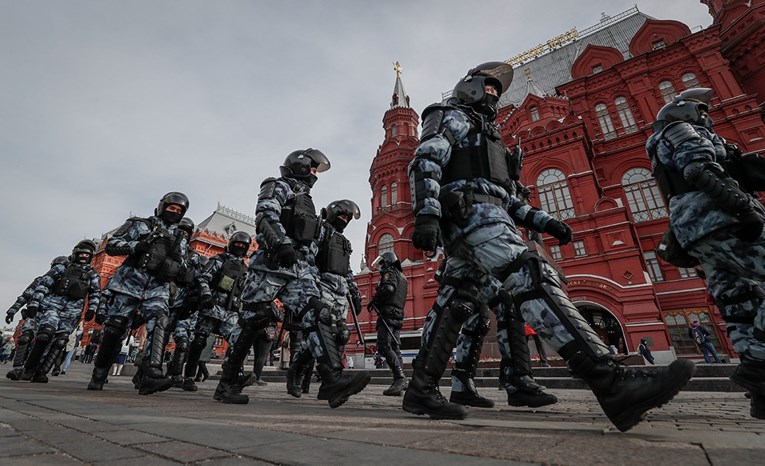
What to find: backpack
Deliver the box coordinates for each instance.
[691,327,705,345]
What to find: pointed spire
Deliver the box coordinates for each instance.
[391,61,410,108]
[524,68,546,97]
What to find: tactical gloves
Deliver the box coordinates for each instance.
[351,295,362,315]
[84,309,95,322]
[133,240,153,254]
[5,310,15,324]
[544,219,574,245]
[735,209,765,242]
[95,313,107,325]
[411,215,441,251]
[276,243,298,268]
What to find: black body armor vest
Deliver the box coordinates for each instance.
[54,265,90,299]
[123,220,185,283]
[212,256,247,297]
[441,116,513,192]
[377,270,408,311]
[280,192,320,245]
[316,230,352,275]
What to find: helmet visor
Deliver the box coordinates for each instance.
[305,148,331,173]
[473,62,514,96]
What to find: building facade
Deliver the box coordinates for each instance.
[351,1,765,364]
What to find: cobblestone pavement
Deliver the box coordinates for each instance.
[0,363,762,465]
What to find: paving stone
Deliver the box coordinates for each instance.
[0,452,86,465]
[92,429,171,446]
[136,441,232,462]
[0,435,57,457]
[92,454,180,465]
[706,447,765,466]
[21,428,145,462]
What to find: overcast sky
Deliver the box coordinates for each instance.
[0,0,713,327]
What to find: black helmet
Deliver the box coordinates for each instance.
[371,251,402,272]
[178,217,195,237]
[321,199,361,233]
[155,192,190,224]
[71,239,96,264]
[227,231,252,257]
[279,148,331,186]
[452,61,514,120]
[656,88,713,128]
[51,256,69,267]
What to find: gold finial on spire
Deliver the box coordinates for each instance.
[393,61,402,78]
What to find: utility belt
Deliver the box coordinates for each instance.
[439,188,506,227]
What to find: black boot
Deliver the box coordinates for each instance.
[138,312,173,395]
[449,368,493,407]
[403,357,468,420]
[566,347,695,432]
[383,366,408,397]
[21,325,56,381]
[316,364,371,408]
[181,377,198,392]
[301,358,314,394]
[132,365,142,390]
[730,358,765,419]
[213,320,258,404]
[32,335,66,384]
[139,362,173,395]
[287,349,312,398]
[87,367,110,390]
[7,331,33,380]
[214,362,248,404]
[89,316,128,391]
[505,375,558,407]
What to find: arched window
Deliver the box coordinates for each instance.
[536,169,575,219]
[659,80,676,104]
[380,185,388,208]
[378,234,394,255]
[682,72,700,89]
[614,97,637,133]
[621,168,667,222]
[530,106,540,122]
[595,103,616,140]
[390,182,398,206]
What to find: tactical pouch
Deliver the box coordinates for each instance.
[656,227,699,268]
[144,241,170,272]
[439,190,472,228]
[156,259,182,283]
[218,275,236,292]
[291,214,320,244]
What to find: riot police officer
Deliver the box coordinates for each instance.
[369,251,408,396]
[162,218,206,389]
[5,256,69,380]
[404,62,694,431]
[21,240,101,382]
[232,149,370,407]
[647,88,765,419]
[183,231,251,396]
[287,199,365,399]
[87,192,190,395]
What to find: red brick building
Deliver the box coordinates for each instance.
[351,2,765,365]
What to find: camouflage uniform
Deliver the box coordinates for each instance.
[404,62,694,431]
[647,113,765,418]
[183,251,246,386]
[22,259,100,381]
[5,277,44,378]
[88,213,189,393]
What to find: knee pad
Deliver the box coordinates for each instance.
[51,335,68,350]
[175,338,190,353]
[190,334,208,352]
[36,324,56,343]
[17,331,33,346]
